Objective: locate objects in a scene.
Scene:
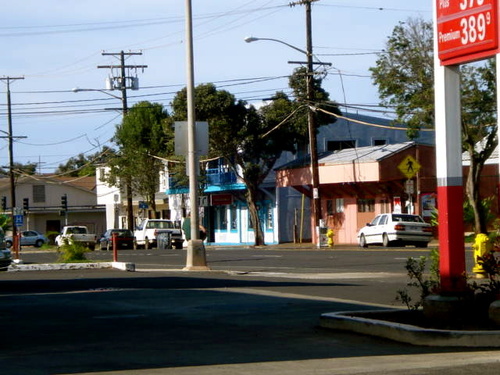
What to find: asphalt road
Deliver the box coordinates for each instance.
[1,245,499,375]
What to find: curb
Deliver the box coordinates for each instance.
[320,309,500,347]
[7,261,135,272]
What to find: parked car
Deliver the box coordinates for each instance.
[0,227,11,271]
[357,213,433,248]
[0,248,11,271]
[5,230,48,248]
[99,229,135,250]
[55,226,96,250]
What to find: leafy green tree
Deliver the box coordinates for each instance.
[0,214,12,233]
[461,60,497,233]
[288,66,341,139]
[171,73,339,245]
[107,101,172,217]
[0,162,38,177]
[56,147,115,177]
[370,17,434,139]
[172,84,299,245]
[370,17,497,234]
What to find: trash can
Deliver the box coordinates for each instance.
[157,232,172,250]
[319,227,329,248]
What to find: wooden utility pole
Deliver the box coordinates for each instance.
[98,51,147,231]
[290,0,323,245]
[0,76,25,259]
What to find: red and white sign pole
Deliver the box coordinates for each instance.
[434,0,499,292]
[433,61,467,292]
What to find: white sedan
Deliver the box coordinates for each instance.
[357,213,433,248]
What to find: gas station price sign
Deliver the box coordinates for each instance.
[437,0,498,65]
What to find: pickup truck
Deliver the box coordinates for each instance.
[134,219,183,249]
[55,225,97,250]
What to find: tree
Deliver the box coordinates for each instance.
[0,162,37,177]
[172,84,300,245]
[171,71,339,245]
[370,17,434,139]
[56,147,115,177]
[461,60,497,233]
[108,101,172,217]
[370,17,497,234]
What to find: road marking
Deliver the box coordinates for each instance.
[228,271,402,280]
[201,287,395,309]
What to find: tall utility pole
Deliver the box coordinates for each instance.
[290,0,322,245]
[0,76,25,259]
[98,51,147,231]
[183,0,209,270]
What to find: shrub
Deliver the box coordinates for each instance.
[396,248,440,310]
[57,240,89,263]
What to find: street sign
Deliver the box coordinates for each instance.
[398,155,421,179]
[437,0,499,65]
[198,196,208,207]
[14,214,23,227]
[405,179,415,194]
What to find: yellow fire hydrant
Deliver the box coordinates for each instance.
[327,229,335,248]
[472,233,493,278]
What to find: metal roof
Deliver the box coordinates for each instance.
[319,142,414,165]
[275,142,415,170]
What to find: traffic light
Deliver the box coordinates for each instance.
[23,198,29,211]
[1,196,6,211]
[61,194,68,210]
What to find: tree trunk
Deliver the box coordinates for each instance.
[246,184,265,246]
[466,151,487,234]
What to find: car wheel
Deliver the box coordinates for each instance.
[34,239,44,248]
[5,240,12,248]
[359,234,368,248]
[382,233,391,247]
[174,242,183,250]
[416,242,428,248]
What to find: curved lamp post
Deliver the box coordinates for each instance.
[72,86,134,233]
[244,36,308,55]
[245,35,324,246]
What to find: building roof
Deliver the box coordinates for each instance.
[461,141,499,166]
[0,175,96,192]
[320,142,414,165]
[275,142,415,171]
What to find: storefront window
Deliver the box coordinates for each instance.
[357,199,375,212]
[230,205,237,230]
[266,206,273,230]
[215,206,227,230]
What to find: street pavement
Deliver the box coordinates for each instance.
[1,244,499,374]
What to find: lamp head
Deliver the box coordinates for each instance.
[244,36,259,43]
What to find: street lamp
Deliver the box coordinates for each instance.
[72,87,122,101]
[72,86,134,232]
[244,36,308,55]
[245,35,325,245]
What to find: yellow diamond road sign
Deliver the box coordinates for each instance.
[398,155,421,179]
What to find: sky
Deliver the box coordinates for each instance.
[0,0,432,174]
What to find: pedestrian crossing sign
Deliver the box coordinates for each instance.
[398,155,421,179]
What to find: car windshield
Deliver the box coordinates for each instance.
[391,214,423,223]
[146,221,174,229]
[111,230,132,236]
[67,227,87,234]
